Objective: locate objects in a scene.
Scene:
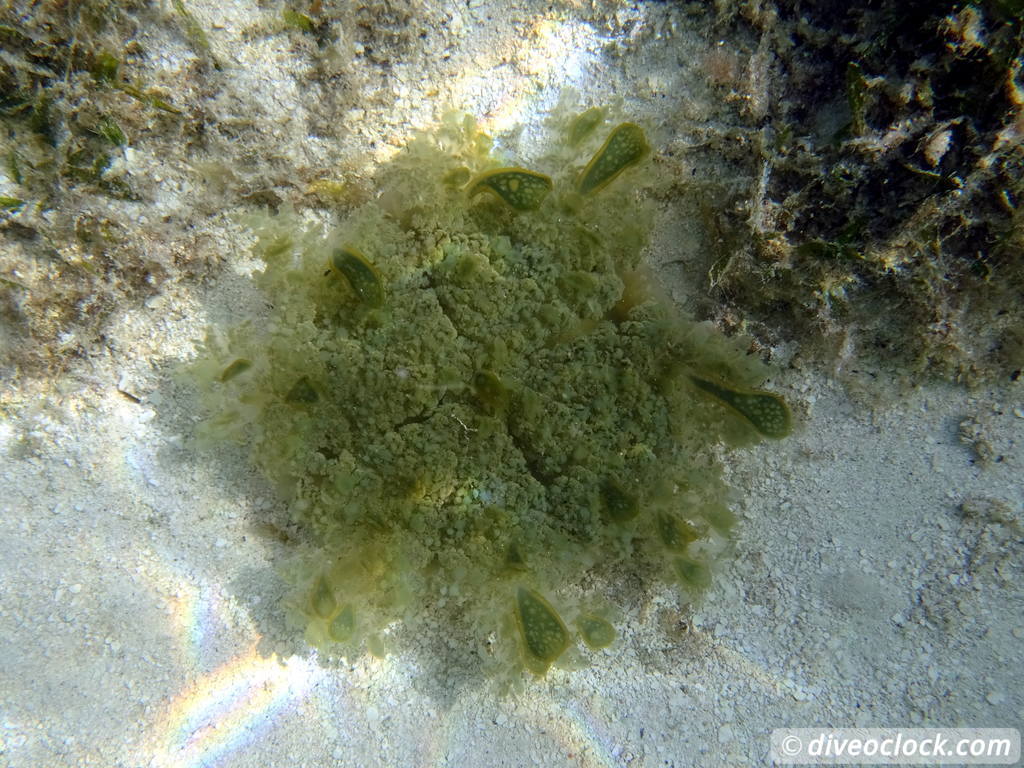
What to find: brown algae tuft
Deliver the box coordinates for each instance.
[190,110,790,684]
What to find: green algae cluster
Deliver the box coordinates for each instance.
[190,111,789,682]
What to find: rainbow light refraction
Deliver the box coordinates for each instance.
[146,644,315,768]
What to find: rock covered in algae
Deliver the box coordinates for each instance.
[189,110,789,683]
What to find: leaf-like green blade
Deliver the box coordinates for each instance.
[330,247,385,307]
[673,555,711,590]
[577,122,649,196]
[689,375,792,438]
[567,106,605,146]
[469,168,552,211]
[328,604,356,642]
[656,511,699,552]
[577,613,616,650]
[515,587,570,675]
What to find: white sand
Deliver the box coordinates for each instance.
[1,2,1021,766]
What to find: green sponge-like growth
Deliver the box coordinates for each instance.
[190,110,789,683]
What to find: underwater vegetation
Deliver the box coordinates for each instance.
[190,110,790,684]
[691,0,1024,385]
[0,0,197,385]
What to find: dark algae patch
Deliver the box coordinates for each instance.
[689,1,1024,384]
[190,111,790,686]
